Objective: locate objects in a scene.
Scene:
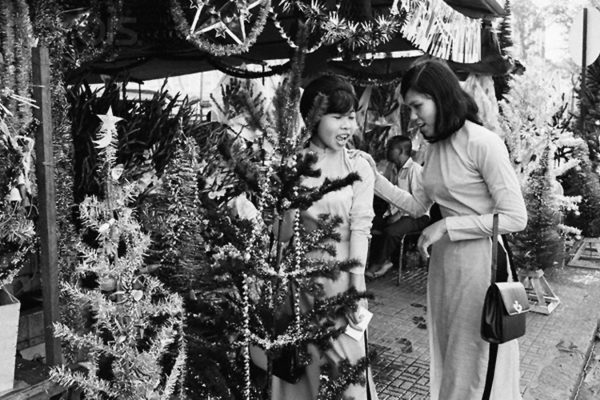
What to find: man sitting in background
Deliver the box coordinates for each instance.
[367,135,430,278]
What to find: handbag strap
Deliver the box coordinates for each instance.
[364,332,372,400]
[483,213,500,400]
[482,343,498,400]
[490,213,499,285]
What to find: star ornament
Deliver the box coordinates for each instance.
[188,0,264,44]
[94,107,124,149]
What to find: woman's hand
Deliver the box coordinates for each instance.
[359,151,377,171]
[346,298,369,329]
[348,149,377,172]
[417,218,447,259]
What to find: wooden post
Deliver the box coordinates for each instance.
[32,46,62,366]
[580,8,588,131]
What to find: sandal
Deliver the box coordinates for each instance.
[372,261,394,278]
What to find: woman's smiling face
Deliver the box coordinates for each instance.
[404,89,437,140]
[313,110,357,151]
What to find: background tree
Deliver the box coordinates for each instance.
[578,58,600,171]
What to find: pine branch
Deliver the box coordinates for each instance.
[292,173,361,210]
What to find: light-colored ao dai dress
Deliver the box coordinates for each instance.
[271,143,378,400]
[374,120,527,400]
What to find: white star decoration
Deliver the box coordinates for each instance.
[188,0,264,45]
[94,107,124,149]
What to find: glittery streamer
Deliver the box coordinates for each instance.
[241,273,251,400]
[401,0,481,63]
[270,10,324,53]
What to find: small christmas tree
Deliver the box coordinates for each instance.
[50,108,186,399]
[513,146,564,271]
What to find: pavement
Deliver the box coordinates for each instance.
[366,250,600,400]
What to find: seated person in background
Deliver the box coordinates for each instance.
[366,135,430,278]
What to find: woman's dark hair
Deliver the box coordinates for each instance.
[400,59,482,142]
[299,74,358,123]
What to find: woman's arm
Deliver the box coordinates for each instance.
[348,157,375,276]
[445,130,527,241]
[360,152,432,217]
[347,157,375,321]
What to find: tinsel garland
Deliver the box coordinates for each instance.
[0,0,33,129]
[0,0,36,289]
[170,0,272,57]
[54,0,125,68]
[400,0,481,63]
[170,0,484,63]
[270,12,324,53]
[277,0,406,52]
[326,68,404,88]
[318,356,372,400]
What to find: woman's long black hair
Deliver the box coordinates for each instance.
[400,59,482,142]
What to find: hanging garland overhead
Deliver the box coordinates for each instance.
[170,0,484,63]
[272,1,406,53]
[399,0,482,63]
[206,56,291,78]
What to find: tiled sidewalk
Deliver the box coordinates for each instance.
[367,263,600,400]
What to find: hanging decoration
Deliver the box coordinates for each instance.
[170,0,485,63]
[400,0,482,63]
[93,106,123,151]
[273,0,406,53]
[269,1,327,53]
[170,0,272,57]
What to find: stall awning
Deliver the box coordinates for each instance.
[67,0,507,83]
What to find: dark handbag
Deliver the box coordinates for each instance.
[480,214,530,343]
[271,343,304,384]
[250,281,306,384]
[481,214,529,400]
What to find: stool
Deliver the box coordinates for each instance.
[397,230,426,285]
